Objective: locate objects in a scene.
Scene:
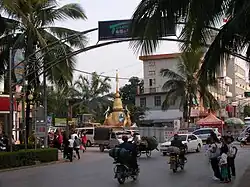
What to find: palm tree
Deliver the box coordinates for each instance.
[0,0,87,142]
[160,49,219,125]
[72,72,112,118]
[130,0,250,83]
[0,0,87,88]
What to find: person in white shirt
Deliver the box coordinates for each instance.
[219,146,230,183]
[227,137,237,178]
[71,131,78,140]
[68,136,74,162]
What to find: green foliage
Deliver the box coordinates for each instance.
[119,77,146,123]
[130,0,250,84]
[0,0,87,88]
[160,48,219,122]
[0,148,58,169]
[244,105,250,117]
[120,77,143,105]
[47,73,112,121]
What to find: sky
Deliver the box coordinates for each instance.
[56,0,180,90]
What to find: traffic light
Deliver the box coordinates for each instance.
[244,92,250,97]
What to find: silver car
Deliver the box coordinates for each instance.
[192,128,221,141]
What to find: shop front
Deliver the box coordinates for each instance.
[0,95,18,139]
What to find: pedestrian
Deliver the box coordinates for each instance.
[219,146,230,183]
[227,136,237,179]
[81,132,87,152]
[63,132,69,159]
[74,136,81,160]
[209,133,222,181]
[68,135,74,162]
[71,131,78,140]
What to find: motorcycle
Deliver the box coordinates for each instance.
[240,136,250,147]
[169,152,185,173]
[113,161,139,184]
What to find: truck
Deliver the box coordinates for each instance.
[94,127,125,152]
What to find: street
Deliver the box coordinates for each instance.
[0,146,249,187]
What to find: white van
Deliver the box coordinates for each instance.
[75,127,95,147]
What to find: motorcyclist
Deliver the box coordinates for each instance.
[132,133,139,145]
[119,135,138,173]
[170,134,187,162]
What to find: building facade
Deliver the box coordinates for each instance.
[135,52,250,125]
[135,53,187,126]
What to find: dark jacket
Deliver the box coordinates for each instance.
[171,139,185,149]
[119,142,137,155]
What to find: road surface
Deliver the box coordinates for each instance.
[0,146,249,187]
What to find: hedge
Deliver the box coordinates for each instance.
[0,148,58,169]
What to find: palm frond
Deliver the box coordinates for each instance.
[130,0,189,55]
[162,87,185,110]
[160,68,185,82]
[45,27,87,48]
[51,3,87,22]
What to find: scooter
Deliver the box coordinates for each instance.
[240,136,250,147]
[114,161,139,184]
[169,152,185,173]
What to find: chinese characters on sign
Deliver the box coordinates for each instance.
[98,19,176,41]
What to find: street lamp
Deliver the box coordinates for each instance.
[66,99,69,137]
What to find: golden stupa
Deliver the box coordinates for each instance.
[103,71,132,127]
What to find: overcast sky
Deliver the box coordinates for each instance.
[57,0,180,89]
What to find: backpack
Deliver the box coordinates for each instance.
[210,143,220,158]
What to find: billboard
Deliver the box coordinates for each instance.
[98,19,176,41]
[13,49,25,83]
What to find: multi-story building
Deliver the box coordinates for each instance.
[135,52,238,126]
[226,57,250,116]
[135,53,188,126]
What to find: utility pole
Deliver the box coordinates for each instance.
[43,68,48,148]
[34,102,37,149]
[9,48,13,152]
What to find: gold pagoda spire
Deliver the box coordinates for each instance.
[113,70,123,110]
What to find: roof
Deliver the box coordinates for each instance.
[196,113,223,125]
[139,53,181,61]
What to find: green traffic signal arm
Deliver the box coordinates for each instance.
[8,28,98,72]
[13,38,250,87]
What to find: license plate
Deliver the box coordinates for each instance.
[170,156,176,161]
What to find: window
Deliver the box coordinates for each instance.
[168,135,187,141]
[148,71,155,76]
[140,97,146,107]
[189,135,197,140]
[149,78,155,86]
[148,61,155,66]
[193,129,212,135]
[111,132,116,139]
[154,96,161,106]
[85,129,94,135]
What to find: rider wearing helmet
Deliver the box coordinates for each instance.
[170,134,186,162]
[119,135,138,173]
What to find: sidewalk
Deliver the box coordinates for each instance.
[236,166,250,187]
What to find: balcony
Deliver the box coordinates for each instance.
[226,91,233,98]
[225,76,233,85]
[143,87,161,94]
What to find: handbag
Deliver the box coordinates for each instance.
[80,145,84,150]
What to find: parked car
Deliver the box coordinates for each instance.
[192,128,221,141]
[159,134,203,156]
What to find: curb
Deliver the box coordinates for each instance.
[0,160,66,173]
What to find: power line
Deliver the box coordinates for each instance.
[73,68,134,80]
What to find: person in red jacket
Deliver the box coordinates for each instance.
[81,133,87,152]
